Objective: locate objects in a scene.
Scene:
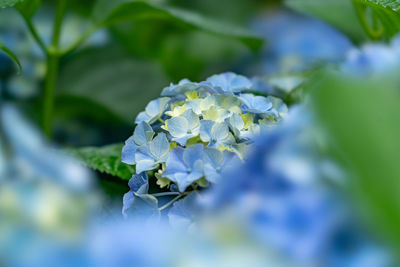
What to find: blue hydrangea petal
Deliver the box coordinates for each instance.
[183,144,203,168]
[239,93,273,114]
[166,116,188,138]
[121,136,138,165]
[181,109,200,132]
[128,172,149,193]
[135,147,158,173]
[199,120,214,142]
[211,122,229,141]
[135,111,151,124]
[149,133,169,162]
[163,147,187,175]
[206,72,252,93]
[161,79,199,96]
[133,121,154,146]
[122,172,149,217]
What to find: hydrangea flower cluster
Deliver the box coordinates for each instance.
[121,72,288,206]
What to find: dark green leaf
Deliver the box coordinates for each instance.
[285,0,368,42]
[0,39,21,74]
[311,72,400,251]
[92,0,262,51]
[0,0,23,8]
[57,46,169,123]
[15,0,41,18]
[65,143,135,180]
[352,0,400,38]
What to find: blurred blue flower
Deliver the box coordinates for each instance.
[342,34,400,76]
[203,148,238,183]
[252,9,353,74]
[163,144,204,192]
[207,105,392,266]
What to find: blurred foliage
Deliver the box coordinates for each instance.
[286,0,369,43]
[311,72,400,253]
[57,45,169,123]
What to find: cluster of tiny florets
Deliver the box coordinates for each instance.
[122,72,288,192]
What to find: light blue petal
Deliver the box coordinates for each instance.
[128,172,149,194]
[206,72,252,93]
[239,93,273,114]
[133,121,154,146]
[166,116,188,138]
[135,147,158,173]
[199,120,214,142]
[122,191,135,217]
[183,144,204,168]
[203,147,223,169]
[149,133,169,162]
[211,122,229,141]
[163,147,187,176]
[135,111,151,124]
[161,79,199,96]
[121,136,137,165]
[181,109,200,131]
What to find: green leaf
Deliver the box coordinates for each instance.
[285,0,368,42]
[311,72,400,251]
[65,143,135,180]
[0,39,21,74]
[0,0,23,8]
[352,0,400,39]
[57,45,169,123]
[15,0,41,18]
[92,0,262,51]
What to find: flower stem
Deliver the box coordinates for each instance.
[152,192,181,197]
[21,15,47,55]
[158,194,183,211]
[41,0,66,137]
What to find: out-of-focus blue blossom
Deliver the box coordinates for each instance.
[342,33,400,76]
[163,144,204,192]
[203,148,238,184]
[206,105,393,266]
[252,9,353,75]
[122,72,288,214]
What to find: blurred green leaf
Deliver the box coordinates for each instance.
[285,0,368,42]
[0,39,21,74]
[15,0,41,18]
[57,45,169,123]
[0,0,23,8]
[352,0,400,39]
[65,143,134,180]
[92,0,263,51]
[311,72,400,251]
